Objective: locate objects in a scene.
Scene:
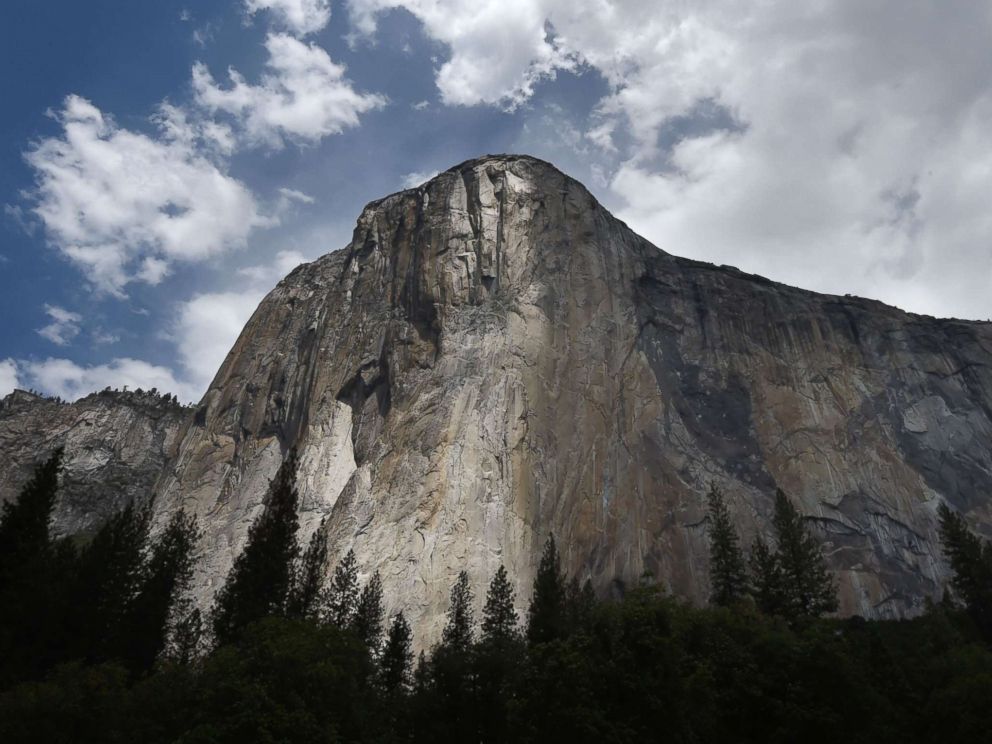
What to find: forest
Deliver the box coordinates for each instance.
[1,449,991,743]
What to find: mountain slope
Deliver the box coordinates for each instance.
[146,154,992,641]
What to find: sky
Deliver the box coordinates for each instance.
[2,0,992,403]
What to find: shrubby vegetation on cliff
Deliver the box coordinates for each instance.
[0,454,991,742]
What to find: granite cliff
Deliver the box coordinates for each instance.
[6,155,992,643]
[0,389,188,536]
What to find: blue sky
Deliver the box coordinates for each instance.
[2,1,992,401]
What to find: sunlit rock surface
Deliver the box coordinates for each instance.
[149,155,992,643]
[5,155,992,644]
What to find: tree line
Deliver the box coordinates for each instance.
[0,450,991,742]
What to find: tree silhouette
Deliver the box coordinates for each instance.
[287,520,328,621]
[211,452,300,645]
[380,612,413,693]
[442,570,475,651]
[938,503,992,638]
[327,549,360,628]
[527,535,567,645]
[352,571,385,651]
[706,484,749,606]
[481,565,518,644]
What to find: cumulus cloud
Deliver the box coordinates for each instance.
[37,304,82,346]
[348,0,572,107]
[22,357,199,402]
[347,0,992,319]
[401,170,439,188]
[246,0,331,36]
[193,33,386,149]
[173,250,308,394]
[24,95,271,296]
[0,359,20,397]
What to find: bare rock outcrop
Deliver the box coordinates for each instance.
[0,389,188,536]
[149,155,992,643]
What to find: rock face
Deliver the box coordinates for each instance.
[147,154,992,643]
[0,389,188,536]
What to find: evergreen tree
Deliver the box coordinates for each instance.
[120,510,198,673]
[938,503,992,638]
[749,536,787,616]
[76,501,151,662]
[287,520,328,620]
[527,534,567,645]
[164,606,203,667]
[326,549,359,628]
[0,448,62,581]
[442,570,475,650]
[380,612,413,692]
[707,484,749,606]
[565,576,597,634]
[352,571,385,651]
[772,489,837,618]
[211,452,300,645]
[481,564,518,644]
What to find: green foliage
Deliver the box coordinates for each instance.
[527,535,567,645]
[352,571,384,652]
[938,503,992,638]
[750,535,788,616]
[771,489,838,618]
[287,520,329,621]
[750,490,837,621]
[326,549,359,628]
[211,452,300,645]
[706,484,749,606]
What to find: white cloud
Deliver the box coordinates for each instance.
[173,250,308,394]
[401,170,439,188]
[237,248,308,284]
[348,0,992,319]
[37,304,82,346]
[278,187,314,205]
[193,33,386,149]
[22,357,200,402]
[24,95,271,297]
[173,291,265,394]
[348,0,572,107]
[246,0,331,36]
[0,359,20,397]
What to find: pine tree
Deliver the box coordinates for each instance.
[750,536,787,616]
[442,570,475,650]
[565,576,597,634]
[381,612,413,692]
[76,501,151,662]
[481,565,518,644]
[326,548,360,628]
[211,452,300,645]
[772,489,837,618]
[938,503,992,637]
[706,484,749,606]
[0,449,66,682]
[352,571,385,651]
[164,606,203,666]
[0,448,62,581]
[527,534,567,645]
[120,510,199,673]
[287,520,328,620]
